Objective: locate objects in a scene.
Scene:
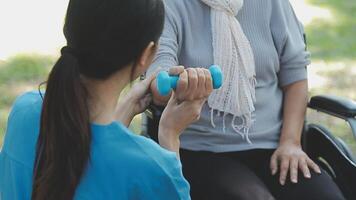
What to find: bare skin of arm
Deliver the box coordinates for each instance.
[270,80,321,185]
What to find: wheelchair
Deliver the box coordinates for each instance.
[142,95,356,199]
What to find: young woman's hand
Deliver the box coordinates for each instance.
[115,73,156,126]
[151,66,214,105]
[158,68,213,156]
[270,142,321,186]
[127,76,156,115]
[116,66,187,126]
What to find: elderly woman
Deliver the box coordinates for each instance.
[149,0,346,199]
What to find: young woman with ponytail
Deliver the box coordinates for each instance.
[0,0,213,199]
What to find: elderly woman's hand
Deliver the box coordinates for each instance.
[174,67,213,102]
[270,142,321,186]
[151,66,213,105]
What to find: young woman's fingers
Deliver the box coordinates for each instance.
[169,65,185,76]
[289,158,299,183]
[176,70,188,101]
[142,93,153,103]
[307,158,321,174]
[128,69,159,102]
[279,158,290,186]
[166,91,179,108]
[270,154,278,175]
[186,68,198,100]
[203,68,213,97]
[299,158,311,179]
[139,93,153,110]
[142,67,161,87]
[196,68,206,98]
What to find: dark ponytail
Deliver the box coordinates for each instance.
[32,47,91,200]
[32,0,164,199]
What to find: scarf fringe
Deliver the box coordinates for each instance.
[210,108,254,144]
[250,77,257,102]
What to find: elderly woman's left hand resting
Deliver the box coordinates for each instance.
[270,80,321,186]
[270,141,321,186]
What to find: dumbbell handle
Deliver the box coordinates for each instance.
[156,65,223,96]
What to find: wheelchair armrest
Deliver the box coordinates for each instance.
[308,95,356,141]
[308,95,356,119]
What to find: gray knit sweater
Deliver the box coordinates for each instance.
[147,0,310,152]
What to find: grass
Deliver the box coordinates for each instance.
[0,55,53,84]
[0,0,355,156]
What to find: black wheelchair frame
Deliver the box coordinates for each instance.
[304,95,356,199]
[142,95,356,199]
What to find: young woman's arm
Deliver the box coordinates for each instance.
[158,68,213,157]
[158,96,208,157]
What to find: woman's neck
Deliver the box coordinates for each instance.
[84,69,130,125]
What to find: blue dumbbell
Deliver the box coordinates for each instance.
[156,65,223,96]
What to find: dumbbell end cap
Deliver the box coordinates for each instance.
[209,65,223,89]
[157,71,172,96]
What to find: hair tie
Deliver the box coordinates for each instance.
[60,46,82,73]
[61,46,78,57]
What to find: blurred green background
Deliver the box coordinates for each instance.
[0,0,355,155]
[304,0,356,155]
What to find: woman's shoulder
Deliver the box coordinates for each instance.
[6,90,43,141]
[10,90,43,116]
[1,90,43,168]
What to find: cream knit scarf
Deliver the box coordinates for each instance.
[201,0,256,143]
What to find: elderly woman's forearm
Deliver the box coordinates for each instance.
[279,80,308,145]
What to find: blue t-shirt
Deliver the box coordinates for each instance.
[0,91,190,200]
